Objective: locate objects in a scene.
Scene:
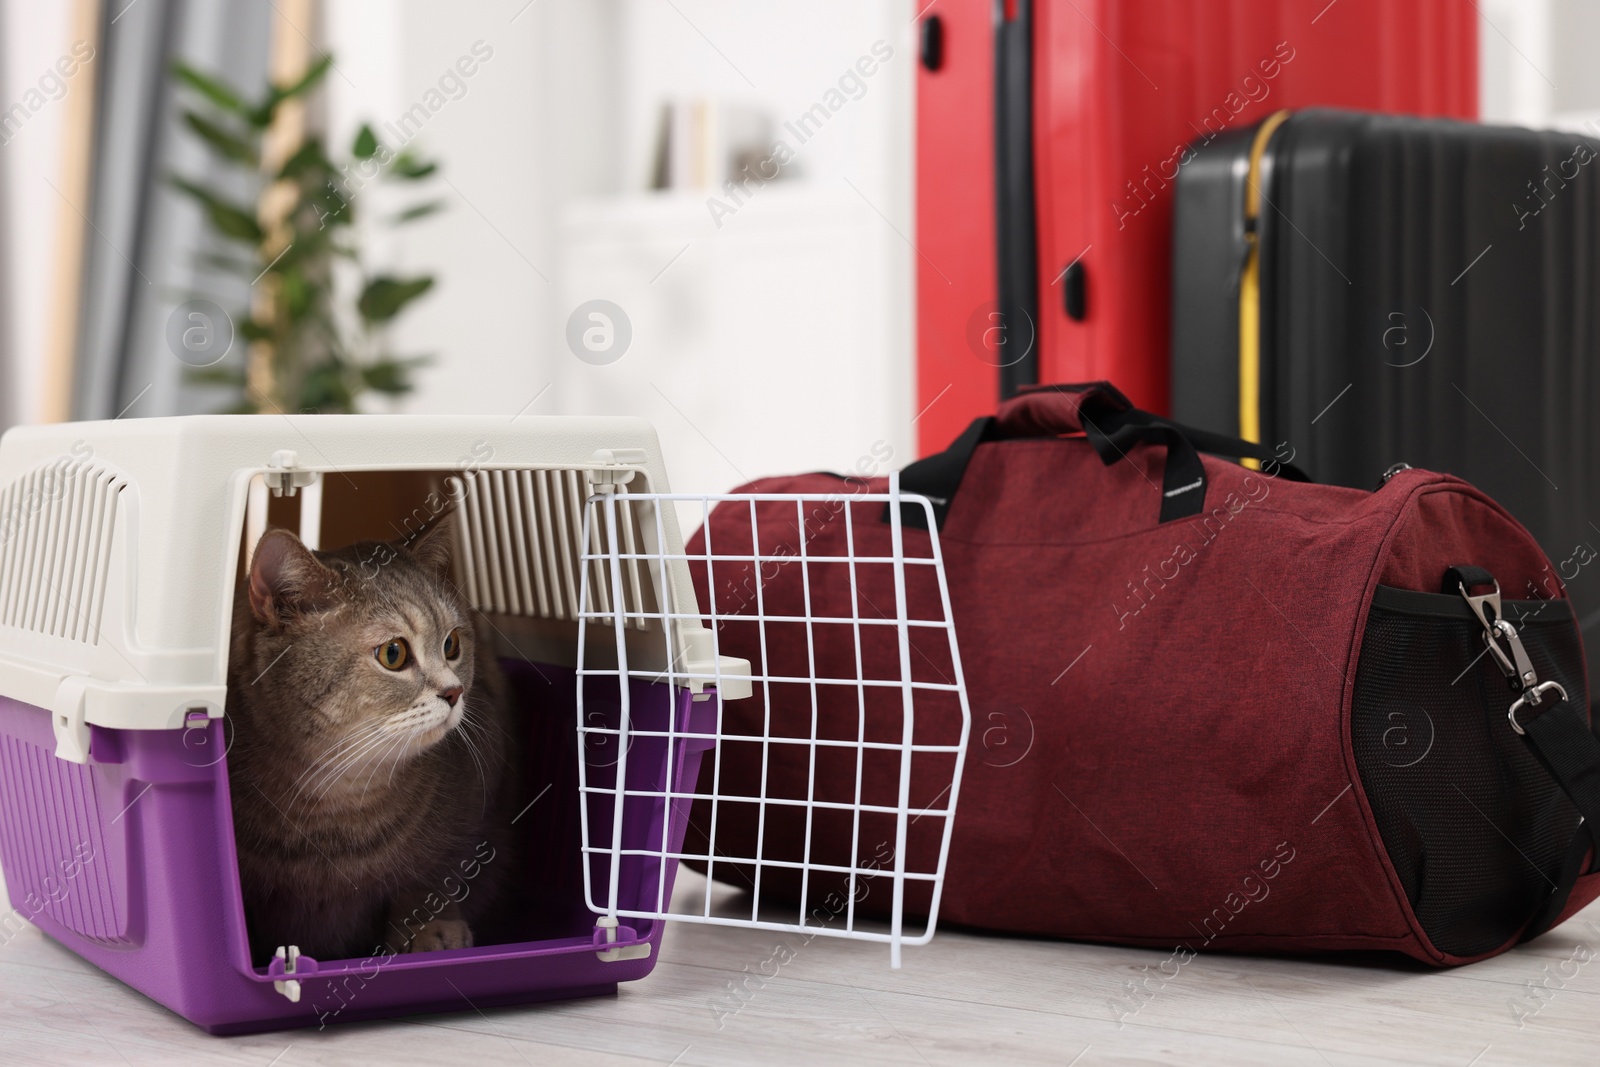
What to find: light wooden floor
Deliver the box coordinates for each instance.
[2,869,1597,1066]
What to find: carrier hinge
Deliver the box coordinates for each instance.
[264,450,319,498]
[677,629,753,701]
[587,448,647,494]
[594,916,651,962]
[272,945,303,1002]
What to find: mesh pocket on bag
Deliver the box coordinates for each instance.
[1352,586,1586,957]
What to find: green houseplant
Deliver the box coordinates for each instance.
[170,56,442,413]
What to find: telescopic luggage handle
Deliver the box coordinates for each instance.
[894,382,1307,530]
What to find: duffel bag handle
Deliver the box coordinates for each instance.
[993,382,1127,437]
[895,382,1308,530]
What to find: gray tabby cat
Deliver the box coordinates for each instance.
[226,523,517,963]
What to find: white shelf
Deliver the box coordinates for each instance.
[553,182,908,513]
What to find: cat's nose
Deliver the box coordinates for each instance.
[440,686,463,708]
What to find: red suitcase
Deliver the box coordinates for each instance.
[914,0,1478,455]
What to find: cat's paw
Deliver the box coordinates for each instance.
[407,919,474,953]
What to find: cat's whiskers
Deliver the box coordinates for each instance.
[366,728,416,796]
[385,729,416,788]
[451,722,487,807]
[304,721,415,806]
[406,698,456,736]
[304,740,393,808]
[287,716,392,800]
[453,706,491,814]
[380,699,457,781]
[284,716,393,809]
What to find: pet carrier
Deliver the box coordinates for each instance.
[0,415,970,1034]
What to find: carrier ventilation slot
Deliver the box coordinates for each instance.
[453,469,652,629]
[0,732,128,944]
[0,457,126,645]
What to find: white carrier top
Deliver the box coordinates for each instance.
[0,414,734,762]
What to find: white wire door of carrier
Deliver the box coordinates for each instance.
[574,473,971,967]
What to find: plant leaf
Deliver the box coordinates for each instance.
[280,270,313,319]
[300,360,357,413]
[304,180,352,227]
[360,357,427,395]
[277,137,333,181]
[182,111,257,165]
[389,152,437,180]
[352,124,379,159]
[271,54,334,105]
[391,200,445,224]
[170,176,263,243]
[246,100,277,128]
[239,318,274,342]
[358,275,434,323]
[300,198,352,233]
[171,63,250,117]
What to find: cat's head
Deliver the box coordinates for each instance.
[239,523,480,770]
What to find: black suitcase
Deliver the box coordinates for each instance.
[1171,107,1600,679]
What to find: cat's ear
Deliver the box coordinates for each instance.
[405,520,454,579]
[248,529,338,626]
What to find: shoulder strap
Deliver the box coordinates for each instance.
[1519,696,1600,939]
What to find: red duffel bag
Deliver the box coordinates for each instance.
[685,382,1600,965]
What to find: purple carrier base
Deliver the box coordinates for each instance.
[0,661,714,1034]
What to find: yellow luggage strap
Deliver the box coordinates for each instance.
[1240,109,1292,455]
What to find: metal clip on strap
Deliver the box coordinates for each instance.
[1453,569,1565,733]
[1509,681,1570,736]
[1458,578,1539,691]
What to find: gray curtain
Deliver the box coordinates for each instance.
[72,0,271,420]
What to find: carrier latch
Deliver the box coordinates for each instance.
[1458,577,1539,692]
[50,676,92,764]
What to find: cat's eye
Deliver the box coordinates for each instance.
[443,628,462,660]
[376,638,410,670]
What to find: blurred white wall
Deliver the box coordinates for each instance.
[1479,0,1600,131]
[1479,0,1554,127]
[323,0,916,500]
